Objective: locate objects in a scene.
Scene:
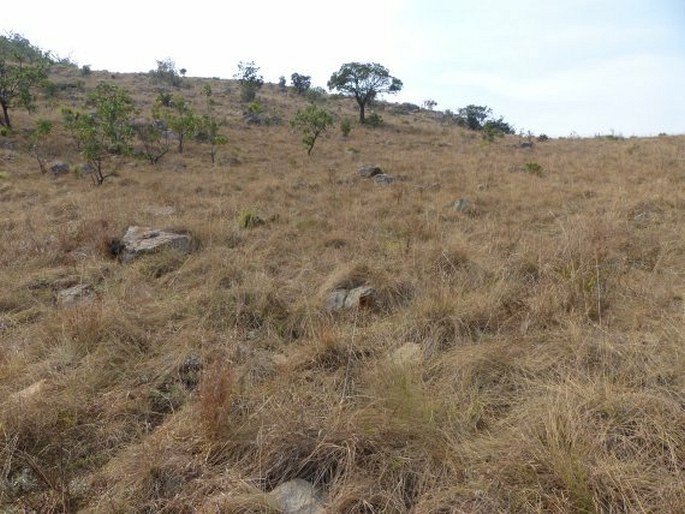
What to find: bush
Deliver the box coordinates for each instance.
[150,58,182,88]
[366,112,384,128]
[291,104,335,155]
[340,119,352,138]
[291,73,311,95]
[80,64,92,76]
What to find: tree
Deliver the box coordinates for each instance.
[0,33,49,128]
[290,73,311,95]
[197,84,227,164]
[28,118,52,173]
[423,99,437,111]
[291,104,335,156]
[456,105,491,131]
[152,94,200,153]
[132,120,170,164]
[327,62,402,124]
[234,61,263,102]
[63,82,137,185]
[150,58,182,87]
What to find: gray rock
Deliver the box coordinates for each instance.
[50,161,70,175]
[55,283,93,307]
[118,226,192,263]
[325,286,376,311]
[79,163,95,176]
[452,198,474,213]
[373,173,395,186]
[388,343,422,367]
[268,479,324,514]
[517,141,534,149]
[358,165,383,178]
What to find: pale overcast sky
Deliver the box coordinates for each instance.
[4,0,685,137]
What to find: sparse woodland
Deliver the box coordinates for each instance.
[0,55,684,513]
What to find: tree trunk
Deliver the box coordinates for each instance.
[0,101,10,128]
[357,100,365,124]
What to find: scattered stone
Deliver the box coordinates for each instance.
[49,161,70,176]
[145,205,176,217]
[55,283,94,307]
[452,198,475,213]
[517,141,534,149]
[117,226,192,263]
[268,479,324,514]
[325,285,376,312]
[358,165,383,178]
[10,379,47,402]
[373,173,396,186]
[388,343,422,367]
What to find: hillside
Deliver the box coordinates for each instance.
[0,65,684,513]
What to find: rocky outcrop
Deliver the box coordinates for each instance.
[358,165,383,178]
[116,226,192,263]
[325,285,376,311]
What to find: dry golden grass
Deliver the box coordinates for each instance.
[0,65,683,512]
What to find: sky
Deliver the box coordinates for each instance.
[4,0,685,137]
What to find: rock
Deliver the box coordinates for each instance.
[452,198,474,213]
[145,205,176,216]
[11,379,47,401]
[79,163,95,176]
[50,161,70,175]
[118,226,192,263]
[268,479,324,514]
[325,286,376,312]
[55,283,93,307]
[373,173,395,186]
[389,343,422,367]
[517,141,534,149]
[358,165,383,178]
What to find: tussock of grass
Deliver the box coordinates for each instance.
[0,66,683,512]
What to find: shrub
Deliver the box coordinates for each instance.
[80,64,92,76]
[150,58,182,87]
[525,161,544,176]
[340,119,352,138]
[366,112,384,128]
[291,73,311,95]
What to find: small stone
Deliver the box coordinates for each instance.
[452,198,474,213]
[358,165,383,178]
[268,479,324,514]
[55,284,93,307]
[373,173,395,186]
[50,161,70,175]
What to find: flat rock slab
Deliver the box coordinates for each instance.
[358,165,383,178]
[373,173,396,186]
[268,479,324,514]
[119,226,192,263]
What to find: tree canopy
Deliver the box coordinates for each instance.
[0,33,49,128]
[327,62,402,123]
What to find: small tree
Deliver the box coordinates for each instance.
[278,76,287,93]
[291,104,335,156]
[63,82,137,185]
[423,99,437,111]
[29,118,52,173]
[290,73,311,95]
[456,105,491,131]
[234,61,263,102]
[153,94,199,153]
[0,33,49,128]
[133,121,170,164]
[197,84,227,163]
[327,62,402,124]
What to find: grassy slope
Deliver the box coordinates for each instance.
[0,65,683,513]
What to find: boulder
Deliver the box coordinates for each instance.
[268,479,324,514]
[118,226,192,263]
[452,198,475,213]
[358,165,383,178]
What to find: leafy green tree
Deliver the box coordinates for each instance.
[327,62,402,124]
[153,94,200,153]
[291,104,335,156]
[234,61,263,102]
[290,73,311,95]
[0,33,49,128]
[63,82,137,185]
